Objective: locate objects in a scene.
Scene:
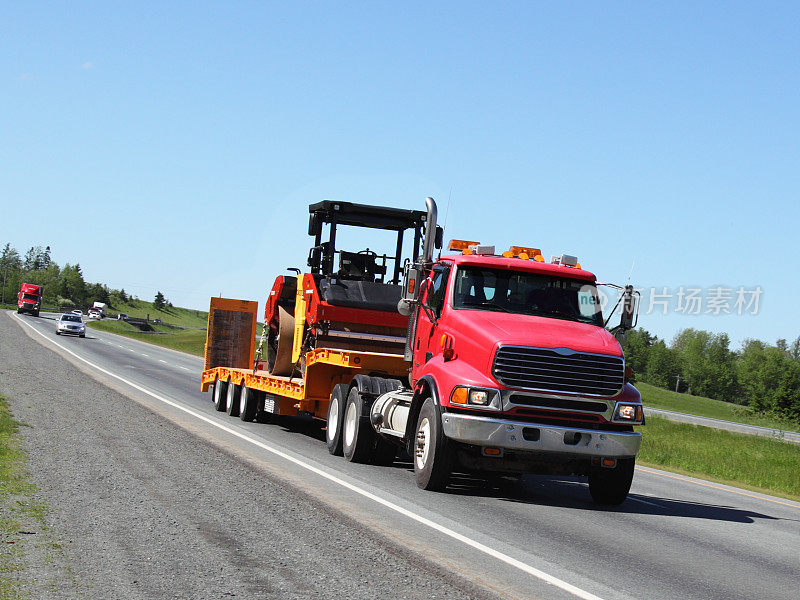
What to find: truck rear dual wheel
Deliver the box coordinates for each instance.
[588,457,635,505]
[413,398,453,492]
[226,383,241,417]
[341,387,397,465]
[213,377,228,412]
[326,384,349,456]
[342,387,373,463]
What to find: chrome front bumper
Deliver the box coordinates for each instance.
[441,412,641,457]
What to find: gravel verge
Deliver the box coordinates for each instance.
[0,312,498,600]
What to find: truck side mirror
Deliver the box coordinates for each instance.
[434,226,443,250]
[619,285,637,330]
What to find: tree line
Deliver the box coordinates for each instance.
[623,328,800,424]
[1,242,167,312]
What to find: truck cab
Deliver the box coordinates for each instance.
[405,246,643,500]
[17,283,43,317]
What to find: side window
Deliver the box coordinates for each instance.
[427,266,450,318]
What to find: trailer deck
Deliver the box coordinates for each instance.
[202,347,408,418]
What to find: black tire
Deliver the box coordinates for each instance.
[226,382,241,417]
[79,333,85,338]
[413,398,453,491]
[213,377,228,412]
[239,385,259,422]
[342,387,374,463]
[326,384,349,456]
[55,331,61,335]
[34,310,39,317]
[16,308,21,314]
[588,458,635,505]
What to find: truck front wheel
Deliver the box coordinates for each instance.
[413,398,452,491]
[588,457,635,505]
[213,377,228,412]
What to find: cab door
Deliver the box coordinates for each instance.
[411,264,450,382]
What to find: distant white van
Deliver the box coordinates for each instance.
[92,302,107,316]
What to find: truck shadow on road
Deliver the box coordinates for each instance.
[445,474,792,524]
[267,417,793,525]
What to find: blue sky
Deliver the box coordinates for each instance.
[2,2,798,348]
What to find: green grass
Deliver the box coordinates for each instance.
[102,299,208,329]
[637,381,800,433]
[0,394,48,599]
[638,415,800,501]
[87,319,207,356]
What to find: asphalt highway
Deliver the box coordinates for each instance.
[7,311,800,600]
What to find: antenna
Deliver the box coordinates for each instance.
[443,187,453,231]
[626,260,635,284]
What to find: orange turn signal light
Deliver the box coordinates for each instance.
[451,387,468,404]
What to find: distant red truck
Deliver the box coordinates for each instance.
[17,283,42,316]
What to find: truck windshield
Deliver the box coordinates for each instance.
[22,294,39,301]
[452,266,603,326]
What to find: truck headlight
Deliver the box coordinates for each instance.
[450,386,501,410]
[612,402,644,424]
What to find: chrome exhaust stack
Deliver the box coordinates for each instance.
[421,196,438,264]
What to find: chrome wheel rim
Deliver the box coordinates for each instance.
[344,401,357,449]
[415,417,431,470]
[328,398,339,442]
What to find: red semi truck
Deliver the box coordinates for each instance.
[202,198,643,504]
[17,283,43,316]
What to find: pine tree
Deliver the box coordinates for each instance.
[153,291,166,310]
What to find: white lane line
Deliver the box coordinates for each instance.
[159,359,167,364]
[179,366,191,371]
[12,313,604,600]
[141,354,149,357]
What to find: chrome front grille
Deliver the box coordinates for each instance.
[492,346,624,397]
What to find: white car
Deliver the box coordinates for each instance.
[56,313,86,337]
[72,309,83,316]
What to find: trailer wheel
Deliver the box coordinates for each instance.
[267,306,295,376]
[213,377,228,412]
[226,382,241,417]
[326,384,349,456]
[342,387,374,463]
[588,458,635,505]
[413,398,452,491]
[239,385,258,422]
